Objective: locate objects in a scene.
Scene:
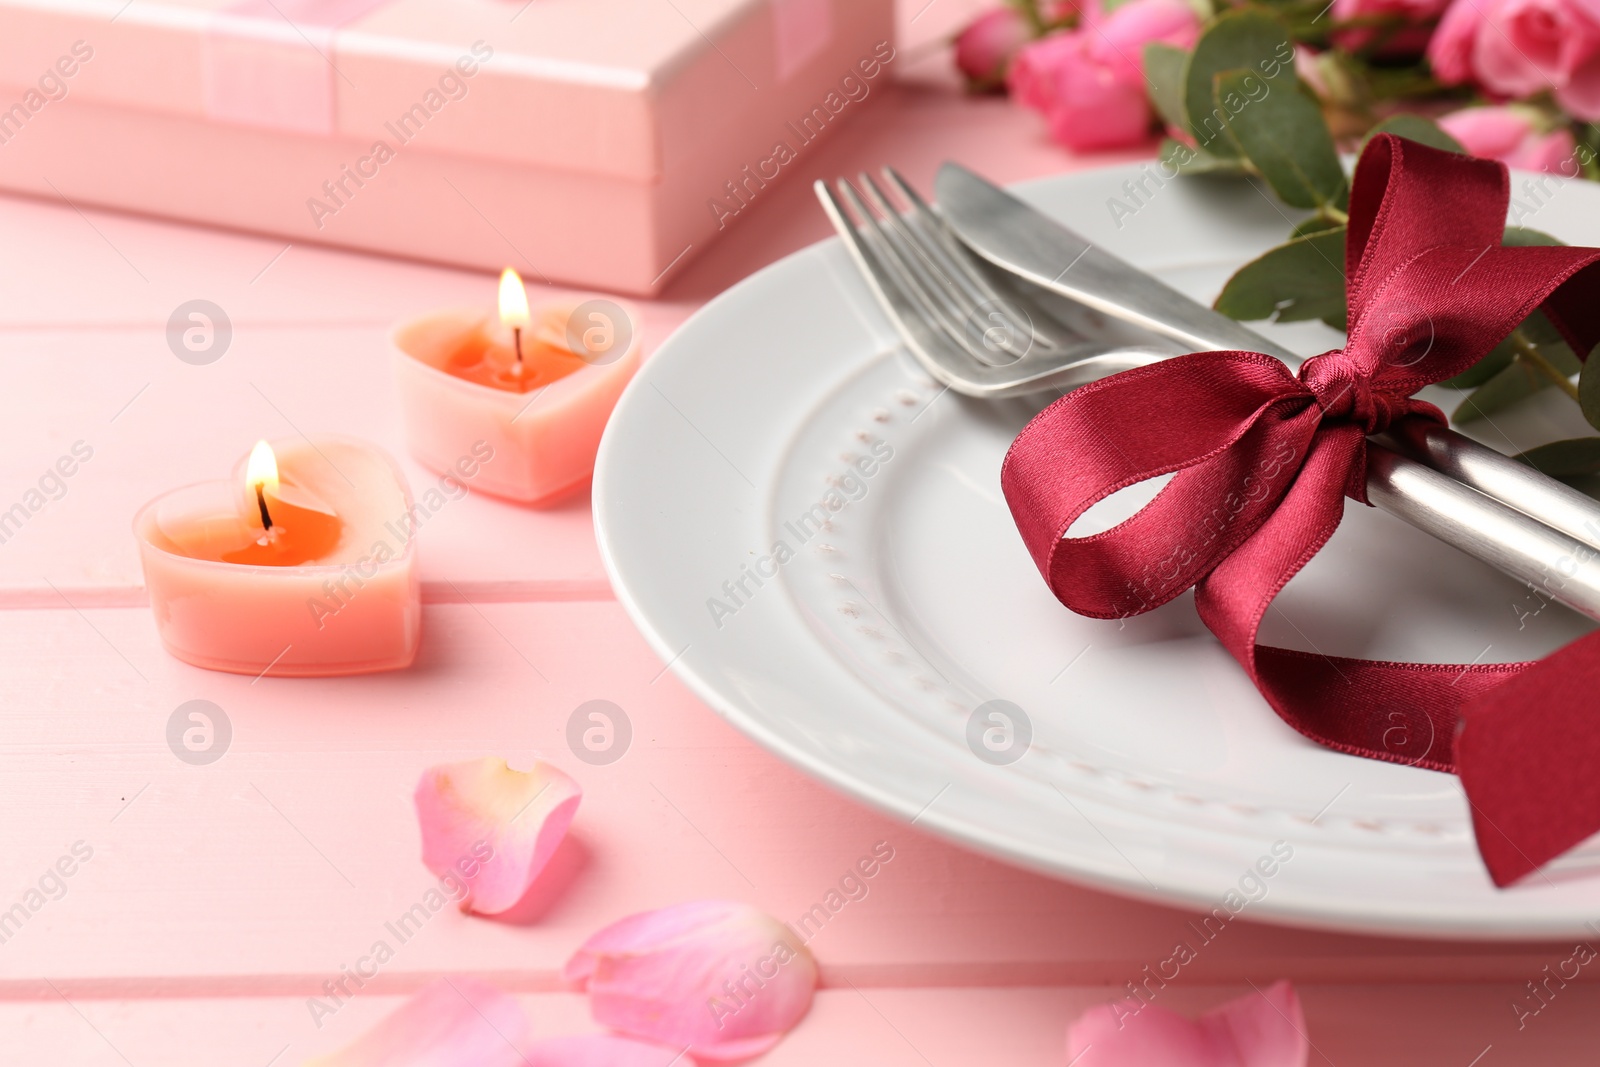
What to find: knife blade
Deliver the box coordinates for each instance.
[935,160,1600,555]
[935,162,1299,362]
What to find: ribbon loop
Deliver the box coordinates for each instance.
[1003,135,1600,886]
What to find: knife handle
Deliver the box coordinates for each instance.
[1367,445,1600,620]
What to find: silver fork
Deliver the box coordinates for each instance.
[850,170,1054,363]
[815,168,1600,623]
[817,171,1180,398]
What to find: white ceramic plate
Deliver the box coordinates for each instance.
[595,164,1600,939]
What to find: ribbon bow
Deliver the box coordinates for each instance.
[1002,134,1600,886]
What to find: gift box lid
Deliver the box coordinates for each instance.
[0,0,853,181]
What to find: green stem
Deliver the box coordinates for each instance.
[1009,0,1048,34]
[1513,331,1581,401]
[1322,205,1350,226]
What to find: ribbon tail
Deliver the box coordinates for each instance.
[1456,630,1600,887]
[1252,647,1508,773]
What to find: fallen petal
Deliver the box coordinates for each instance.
[1201,981,1309,1067]
[415,756,583,915]
[304,977,531,1067]
[1066,980,1309,1067]
[525,1035,694,1066]
[564,900,816,1061]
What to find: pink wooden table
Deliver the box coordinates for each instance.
[4,4,1600,1063]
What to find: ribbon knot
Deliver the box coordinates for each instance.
[1299,349,1402,434]
[1001,134,1600,887]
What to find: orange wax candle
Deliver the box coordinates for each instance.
[134,437,421,677]
[392,269,642,505]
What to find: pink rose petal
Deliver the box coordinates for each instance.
[304,977,531,1067]
[1439,104,1539,156]
[525,1035,694,1066]
[1558,49,1600,118]
[415,757,582,915]
[1008,0,1198,152]
[1506,127,1577,171]
[1094,0,1202,71]
[564,900,817,1062]
[1066,980,1309,1067]
[1439,106,1578,172]
[1428,0,1488,84]
[1009,31,1083,112]
[955,7,1034,87]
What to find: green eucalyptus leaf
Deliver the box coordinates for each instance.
[1452,343,1580,423]
[1360,114,1464,154]
[1290,214,1344,239]
[1444,317,1569,388]
[1517,309,1568,347]
[1159,137,1249,175]
[1453,363,1542,423]
[1581,352,1600,431]
[1502,226,1565,247]
[1184,10,1298,159]
[1515,437,1600,479]
[1439,345,1513,389]
[1214,227,1347,329]
[1145,43,1190,131]
[1217,70,1348,209]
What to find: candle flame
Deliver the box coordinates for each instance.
[498,268,530,328]
[246,439,279,494]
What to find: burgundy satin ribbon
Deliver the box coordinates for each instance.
[1002,134,1600,887]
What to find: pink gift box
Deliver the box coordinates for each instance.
[0,0,896,294]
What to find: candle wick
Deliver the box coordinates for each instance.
[513,325,524,364]
[255,482,274,531]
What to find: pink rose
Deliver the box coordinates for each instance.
[1008,0,1201,151]
[1438,105,1579,171]
[955,8,1034,90]
[1331,0,1452,54]
[1428,0,1600,119]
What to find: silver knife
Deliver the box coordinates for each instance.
[935,161,1600,555]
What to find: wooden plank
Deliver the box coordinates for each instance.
[0,600,1583,991]
[8,984,1600,1066]
[0,190,696,334]
[0,328,610,599]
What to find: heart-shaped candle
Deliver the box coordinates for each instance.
[134,436,421,677]
[391,269,642,505]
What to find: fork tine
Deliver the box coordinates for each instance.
[872,170,1011,318]
[835,178,1014,368]
[813,178,1168,400]
[813,179,972,387]
[853,172,1030,364]
[880,166,1058,352]
[832,179,976,360]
